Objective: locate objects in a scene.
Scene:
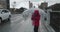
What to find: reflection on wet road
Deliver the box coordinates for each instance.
[0,14,23,32]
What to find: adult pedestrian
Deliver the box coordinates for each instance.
[31,10,41,32]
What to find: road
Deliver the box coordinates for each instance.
[0,14,55,32]
[0,14,23,32]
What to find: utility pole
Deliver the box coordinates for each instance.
[12,1,16,12]
[6,0,10,10]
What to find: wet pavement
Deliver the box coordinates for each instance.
[0,14,55,32]
[0,14,23,32]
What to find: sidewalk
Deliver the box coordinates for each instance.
[15,17,34,32]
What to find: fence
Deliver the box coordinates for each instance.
[46,9,60,32]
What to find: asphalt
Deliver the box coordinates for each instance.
[0,14,55,32]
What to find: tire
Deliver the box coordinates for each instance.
[8,17,11,22]
[8,15,11,22]
[0,19,2,23]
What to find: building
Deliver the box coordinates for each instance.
[29,1,33,8]
[38,2,48,10]
[47,3,60,11]
[0,0,7,8]
[0,0,10,10]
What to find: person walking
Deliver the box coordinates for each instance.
[31,10,40,32]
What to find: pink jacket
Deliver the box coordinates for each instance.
[31,10,40,26]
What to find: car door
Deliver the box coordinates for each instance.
[1,10,6,20]
[2,10,9,20]
[5,10,10,18]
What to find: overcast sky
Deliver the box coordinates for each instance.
[10,0,60,9]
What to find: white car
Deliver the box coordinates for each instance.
[0,9,11,23]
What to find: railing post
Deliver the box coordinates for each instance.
[46,9,52,25]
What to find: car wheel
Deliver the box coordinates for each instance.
[8,17,11,21]
[0,19,2,23]
[8,16,11,22]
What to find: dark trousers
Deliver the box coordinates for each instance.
[34,26,39,32]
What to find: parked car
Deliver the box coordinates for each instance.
[0,9,11,23]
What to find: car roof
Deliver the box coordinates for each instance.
[0,9,7,10]
[0,9,9,12]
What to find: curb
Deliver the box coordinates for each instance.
[44,24,55,32]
